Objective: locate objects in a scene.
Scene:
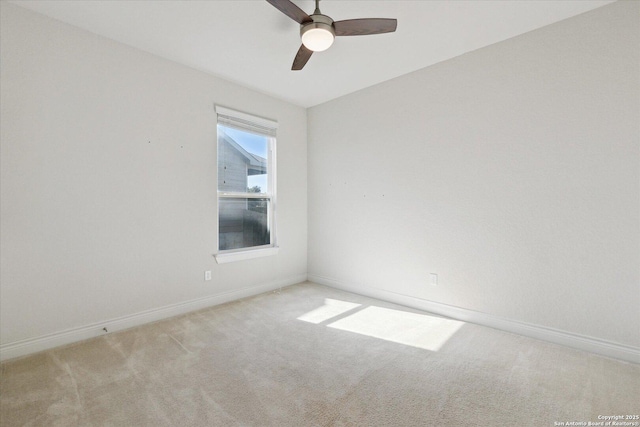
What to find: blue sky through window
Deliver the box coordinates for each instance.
[223,127,268,159]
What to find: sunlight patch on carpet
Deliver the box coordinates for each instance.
[327,306,464,351]
[297,298,361,324]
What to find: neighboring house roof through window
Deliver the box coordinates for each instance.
[220,134,267,176]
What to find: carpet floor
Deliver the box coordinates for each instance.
[1,281,638,426]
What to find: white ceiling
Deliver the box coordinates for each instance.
[11,0,614,108]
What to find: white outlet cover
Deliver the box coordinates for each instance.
[430,274,438,286]
[205,271,212,281]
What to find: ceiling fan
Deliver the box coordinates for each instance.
[266,0,398,70]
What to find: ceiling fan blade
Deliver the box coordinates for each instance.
[266,0,312,24]
[334,18,398,36]
[292,44,313,70]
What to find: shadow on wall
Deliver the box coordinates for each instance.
[297,298,464,352]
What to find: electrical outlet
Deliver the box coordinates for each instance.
[205,270,212,281]
[429,273,438,286]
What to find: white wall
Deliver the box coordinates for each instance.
[308,1,639,350]
[0,3,307,354]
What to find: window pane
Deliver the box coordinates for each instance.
[218,125,269,193]
[219,198,270,251]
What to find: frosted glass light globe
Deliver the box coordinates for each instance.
[301,27,335,52]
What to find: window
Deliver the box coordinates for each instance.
[215,106,278,263]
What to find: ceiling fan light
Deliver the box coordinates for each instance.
[301,23,335,52]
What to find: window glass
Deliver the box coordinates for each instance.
[216,108,276,255]
[218,126,269,194]
[218,198,270,251]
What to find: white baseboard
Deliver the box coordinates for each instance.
[308,274,639,364]
[0,274,306,362]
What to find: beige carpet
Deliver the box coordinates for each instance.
[1,282,638,426]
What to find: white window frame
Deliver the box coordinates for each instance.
[214,106,278,264]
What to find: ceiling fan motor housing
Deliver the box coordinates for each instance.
[300,14,335,52]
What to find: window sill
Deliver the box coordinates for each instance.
[214,247,279,264]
